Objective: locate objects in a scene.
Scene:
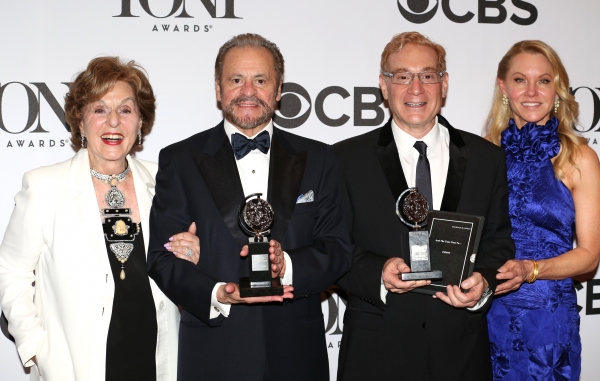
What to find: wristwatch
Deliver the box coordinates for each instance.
[481,287,493,300]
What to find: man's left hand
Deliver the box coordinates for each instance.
[434,272,488,308]
[240,239,286,278]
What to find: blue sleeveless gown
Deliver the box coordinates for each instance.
[487,117,581,380]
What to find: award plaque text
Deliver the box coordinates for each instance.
[411,211,485,295]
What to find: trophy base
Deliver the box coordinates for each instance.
[239,277,284,297]
[401,270,443,281]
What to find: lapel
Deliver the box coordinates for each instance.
[65,149,112,274]
[128,156,164,304]
[192,122,248,248]
[129,156,155,256]
[374,118,409,202]
[267,128,307,242]
[373,119,410,263]
[437,114,468,213]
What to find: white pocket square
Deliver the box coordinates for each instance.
[296,190,314,204]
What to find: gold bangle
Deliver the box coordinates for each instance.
[526,260,539,283]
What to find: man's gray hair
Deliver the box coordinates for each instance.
[214,33,284,85]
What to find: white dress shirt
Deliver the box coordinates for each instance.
[210,120,293,318]
[381,118,489,310]
[391,117,449,211]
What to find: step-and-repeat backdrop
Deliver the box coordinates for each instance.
[1,1,600,379]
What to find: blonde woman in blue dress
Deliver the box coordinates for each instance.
[486,40,600,380]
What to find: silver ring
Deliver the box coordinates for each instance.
[185,248,193,258]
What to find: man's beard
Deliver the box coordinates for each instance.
[223,95,275,130]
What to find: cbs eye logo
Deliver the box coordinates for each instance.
[397,0,437,23]
[273,83,386,129]
[274,83,312,129]
[397,0,537,25]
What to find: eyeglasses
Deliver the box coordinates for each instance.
[382,71,446,85]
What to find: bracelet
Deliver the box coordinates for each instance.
[526,260,539,283]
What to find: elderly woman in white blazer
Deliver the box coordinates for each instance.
[0,57,199,381]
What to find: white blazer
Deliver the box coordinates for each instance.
[0,149,179,381]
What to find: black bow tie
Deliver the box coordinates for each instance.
[231,130,271,160]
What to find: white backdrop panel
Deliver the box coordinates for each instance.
[1,1,599,379]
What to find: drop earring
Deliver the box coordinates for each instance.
[554,98,560,114]
[81,133,87,148]
[502,95,508,110]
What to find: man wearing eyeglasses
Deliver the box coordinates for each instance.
[333,32,515,381]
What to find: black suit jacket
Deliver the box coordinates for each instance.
[148,122,351,381]
[333,116,515,381]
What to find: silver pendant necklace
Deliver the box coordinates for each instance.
[103,210,139,280]
[93,160,137,280]
[90,160,130,208]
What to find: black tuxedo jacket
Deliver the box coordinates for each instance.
[333,116,515,381]
[147,122,351,381]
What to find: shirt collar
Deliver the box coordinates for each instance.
[391,117,441,156]
[224,119,274,145]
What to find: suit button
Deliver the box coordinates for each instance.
[422,322,426,329]
[159,301,165,310]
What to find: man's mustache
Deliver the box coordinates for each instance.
[232,96,270,108]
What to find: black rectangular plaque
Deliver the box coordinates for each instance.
[239,239,283,297]
[411,211,485,296]
[248,241,271,286]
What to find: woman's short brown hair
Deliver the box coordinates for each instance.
[64,56,156,150]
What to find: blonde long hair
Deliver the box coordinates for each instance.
[485,40,585,179]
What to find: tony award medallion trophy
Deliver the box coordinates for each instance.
[396,188,442,281]
[238,193,284,297]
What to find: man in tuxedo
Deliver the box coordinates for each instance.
[147,33,351,381]
[334,32,515,381]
